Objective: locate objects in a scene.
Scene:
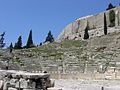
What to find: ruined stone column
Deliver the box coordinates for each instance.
[62,60,66,74]
[115,10,119,27]
[84,61,88,74]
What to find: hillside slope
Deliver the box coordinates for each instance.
[0,6,120,79]
[0,28,120,77]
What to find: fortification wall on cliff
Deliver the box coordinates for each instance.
[57,6,120,42]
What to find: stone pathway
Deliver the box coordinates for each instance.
[55,79,120,90]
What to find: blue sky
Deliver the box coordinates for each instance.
[0,0,119,47]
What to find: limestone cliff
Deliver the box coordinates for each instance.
[57,6,120,42]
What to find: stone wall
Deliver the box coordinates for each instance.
[48,67,120,80]
[18,67,120,80]
[57,6,120,42]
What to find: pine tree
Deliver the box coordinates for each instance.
[9,42,13,53]
[104,13,107,35]
[14,36,22,49]
[26,30,34,48]
[40,42,42,46]
[45,31,54,43]
[84,22,89,39]
[9,43,13,49]
[106,3,115,10]
[0,32,5,48]
[109,10,115,27]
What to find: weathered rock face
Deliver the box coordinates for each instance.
[57,6,120,42]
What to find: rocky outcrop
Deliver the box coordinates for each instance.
[57,6,120,42]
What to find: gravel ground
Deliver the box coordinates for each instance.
[54,79,120,90]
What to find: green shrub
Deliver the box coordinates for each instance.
[109,10,115,27]
[84,22,89,39]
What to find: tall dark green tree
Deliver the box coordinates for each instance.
[109,10,115,27]
[39,42,42,46]
[45,31,54,43]
[104,13,107,35]
[9,42,13,49]
[84,22,89,39]
[106,3,115,10]
[26,30,34,48]
[0,32,5,48]
[14,36,22,49]
[9,42,13,53]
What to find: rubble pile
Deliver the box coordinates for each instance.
[0,70,55,90]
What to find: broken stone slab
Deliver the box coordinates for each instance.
[12,71,50,79]
[0,70,50,79]
[3,81,10,90]
[8,87,17,90]
[15,79,36,89]
[15,79,28,89]
[0,80,3,90]
[9,79,18,87]
[23,88,36,90]
[47,87,62,90]
[0,70,54,89]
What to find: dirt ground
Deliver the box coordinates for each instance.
[54,79,120,90]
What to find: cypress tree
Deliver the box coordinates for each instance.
[104,13,107,35]
[40,42,42,46]
[106,3,115,10]
[0,32,5,48]
[14,36,22,49]
[109,10,115,27]
[84,22,89,39]
[45,31,54,43]
[26,30,34,48]
[9,42,13,49]
[9,42,13,53]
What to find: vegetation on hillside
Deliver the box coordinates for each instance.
[109,10,115,27]
[0,32,5,48]
[9,43,13,49]
[106,3,115,10]
[84,22,89,39]
[25,30,34,48]
[14,36,22,49]
[45,31,54,43]
[104,13,107,35]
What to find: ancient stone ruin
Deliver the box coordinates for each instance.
[0,70,55,90]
